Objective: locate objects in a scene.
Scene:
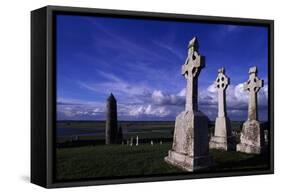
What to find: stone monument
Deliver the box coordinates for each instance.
[136,136,139,146]
[165,37,212,171]
[237,66,264,154]
[209,68,236,151]
[105,93,118,144]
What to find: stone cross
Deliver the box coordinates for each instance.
[210,68,235,150]
[215,67,229,118]
[244,66,264,121]
[165,37,212,171]
[136,136,139,146]
[181,37,205,112]
[237,66,264,154]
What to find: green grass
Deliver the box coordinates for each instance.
[56,143,269,181]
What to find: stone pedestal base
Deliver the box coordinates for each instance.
[209,136,236,151]
[236,143,262,154]
[164,150,212,172]
[164,110,212,171]
[236,120,264,154]
[209,116,236,151]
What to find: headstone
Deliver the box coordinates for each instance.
[160,141,163,145]
[130,137,133,146]
[150,140,154,146]
[237,66,264,154]
[210,68,236,150]
[165,37,212,171]
[127,139,129,146]
[105,93,118,144]
[136,136,139,146]
[264,130,268,143]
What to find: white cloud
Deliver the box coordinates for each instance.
[57,81,268,121]
[198,82,268,120]
[57,99,106,120]
[127,104,171,118]
[151,89,185,106]
[178,88,186,97]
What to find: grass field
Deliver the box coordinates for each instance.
[56,143,269,181]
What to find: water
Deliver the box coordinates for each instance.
[56,128,104,137]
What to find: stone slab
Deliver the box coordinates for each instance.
[210,116,236,151]
[209,136,236,151]
[164,150,212,172]
[165,110,212,171]
[237,120,264,154]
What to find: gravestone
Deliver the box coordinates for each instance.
[151,140,154,146]
[130,137,133,146]
[105,93,118,144]
[136,136,139,146]
[237,66,264,154]
[209,68,236,151]
[165,37,212,171]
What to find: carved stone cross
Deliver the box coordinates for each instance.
[181,37,205,112]
[215,67,229,117]
[244,66,264,121]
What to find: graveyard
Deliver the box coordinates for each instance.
[56,37,270,181]
[56,119,269,181]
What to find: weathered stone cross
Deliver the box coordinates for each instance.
[244,66,264,121]
[181,37,205,112]
[215,67,229,117]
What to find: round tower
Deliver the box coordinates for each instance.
[105,93,118,144]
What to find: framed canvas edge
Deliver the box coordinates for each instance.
[37,5,274,188]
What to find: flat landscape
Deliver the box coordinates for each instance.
[55,121,269,181]
[56,143,269,181]
[56,120,246,144]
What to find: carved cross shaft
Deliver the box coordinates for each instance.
[244,66,264,121]
[215,68,229,117]
[181,37,205,112]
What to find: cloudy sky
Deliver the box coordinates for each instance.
[56,14,268,121]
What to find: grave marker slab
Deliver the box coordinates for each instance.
[165,37,212,171]
[237,66,264,154]
[210,68,236,151]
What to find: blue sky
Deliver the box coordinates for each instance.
[56,14,268,121]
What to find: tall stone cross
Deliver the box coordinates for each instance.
[244,66,264,121]
[181,37,205,112]
[215,68,229,118]
[165,37,212,171]
[210,67,235,151]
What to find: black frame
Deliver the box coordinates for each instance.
[31,5,274,188]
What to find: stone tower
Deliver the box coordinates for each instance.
[165,37,212,171]
[237,66,264,154]
[209,68,236,151]
[105,93,118,144]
